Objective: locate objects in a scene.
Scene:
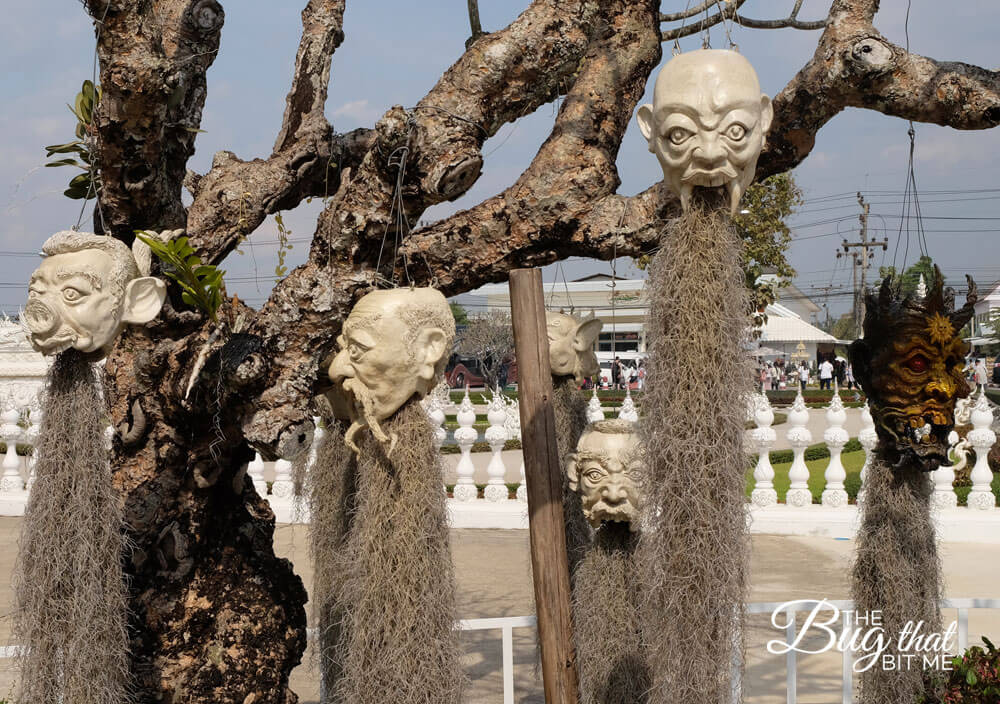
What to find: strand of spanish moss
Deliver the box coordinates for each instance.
[308,419,357,702]
[574,522,649,704]
[637,201,751,704]
[853,455,942,704]
[553,377,593,581]
[12,350,131,704]
[332,400,465,704]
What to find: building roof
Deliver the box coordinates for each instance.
[758,314,837,343]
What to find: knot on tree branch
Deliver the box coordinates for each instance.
[188,0,224,33]
[848,37,895,74]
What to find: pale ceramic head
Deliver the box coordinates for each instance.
[566,419,643,530]
[24,231,167,357]
[547,312,602,384]
[637,49,773,215]
[327,287,455,452]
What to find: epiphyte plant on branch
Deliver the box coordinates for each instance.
[44,80,101,200]
[37,0,1000,699]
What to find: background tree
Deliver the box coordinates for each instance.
[456,310,514,389]
[449,302,470,327]
[43,0,1000,699]
[878,255,938,297]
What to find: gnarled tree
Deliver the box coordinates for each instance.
[65,0,1000,699]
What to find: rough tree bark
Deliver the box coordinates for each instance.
[71,0,1000,699]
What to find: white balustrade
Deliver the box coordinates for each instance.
[967,393,996,511]
[453,387,479,502]
[248,452,267,496]
[785,391,813,507]
[272,458,293,499]
[618,386,638,423]
[586,386,604,424]
[934,434,966,510]
[750,394,777,508]
[821,392,849,508]
[856,403,877,506]
[1,406,23,494]
[484,390,510,502]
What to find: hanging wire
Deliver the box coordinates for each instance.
[714,0,737,50]
[673,0,694,55]
[374,123,416,287]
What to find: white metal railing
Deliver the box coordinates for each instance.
[457,615,537,704]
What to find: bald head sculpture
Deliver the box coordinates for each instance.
[637,49,772,215]
[547,311,602,384]
[24,231,166,357]
[327,287,456,453]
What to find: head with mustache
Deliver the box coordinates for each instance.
[566,419,643,530]
[327,287,455,454]
[849,268,976,472]
[637,49,773,216]
[24,231,166,358]
[546,311,602,385]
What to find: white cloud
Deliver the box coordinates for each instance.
[331,99,381,126]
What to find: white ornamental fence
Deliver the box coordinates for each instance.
[2,387,1000,538]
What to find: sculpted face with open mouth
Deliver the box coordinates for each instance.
[566,419,644,530]
[849,269,976,472]
[637,49,773,215]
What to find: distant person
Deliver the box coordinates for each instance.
[819,357,834,391]
[975,358,988,394]
[798,362,809,392]
[637,361,646,391]
[845,363,856,390]
[836,359,846,388]
[611,356,621,390]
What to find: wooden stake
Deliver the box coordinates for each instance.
[509,268,580,704]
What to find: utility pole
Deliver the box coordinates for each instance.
[837,192,887,332]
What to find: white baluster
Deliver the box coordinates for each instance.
[785,390,813,507]
[967,394,996,510]
[857,403,877,506]
[309,416,326,469]
[453,387,479,502]
[484,390,510,502]
[248,452,267,495]
[821,391,849,507]
[618,386,639,423]
[750,394,777,508]
[586,386,604,424]
[1,406,23,494]
[934,431,965,510]
[272,458,293,499]
[505,398,527,502]
[423,396,448,495]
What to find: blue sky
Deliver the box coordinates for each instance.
[3,0,1000,319]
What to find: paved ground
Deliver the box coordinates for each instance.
[2,517,997,702]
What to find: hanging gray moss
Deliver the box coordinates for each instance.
[637,201,751,704]
[574,522,649,704]
[12,350,131,704]
[853,456,942,704]
[328,400,464,704]
[553,376,593,581]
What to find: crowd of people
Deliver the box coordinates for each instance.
[756,355,856,393]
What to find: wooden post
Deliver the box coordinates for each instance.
[509,268,580,704]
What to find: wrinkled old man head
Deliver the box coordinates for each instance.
[24,231,166,357]
[566,419,643,530]
[328,287,455,454]
[637,49,772,215]
[547,312,602,384]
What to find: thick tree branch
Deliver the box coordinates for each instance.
[185,0,353,264]
[400,0,662,295]
[758,0,1000,177]
[89,0,224,238]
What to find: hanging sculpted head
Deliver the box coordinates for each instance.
[849,269,976,471]
[566,419,643,530]
[24,231,166,358]
[547,312,602,384]
[637,49,773,215]
[328,287,455,453]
